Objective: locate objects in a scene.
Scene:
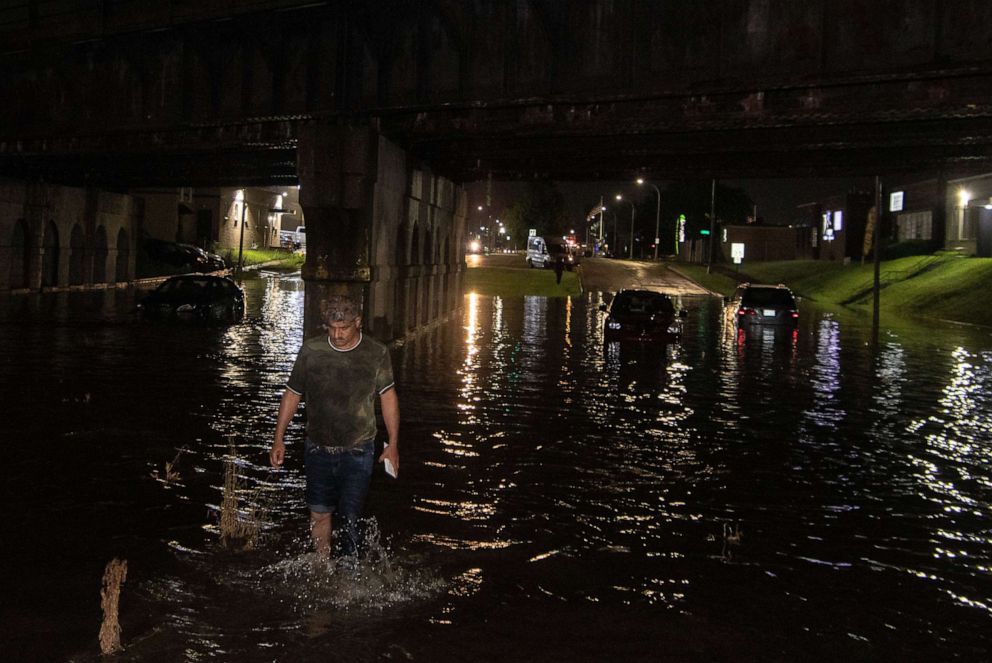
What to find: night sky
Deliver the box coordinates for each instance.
[467,177,877,231]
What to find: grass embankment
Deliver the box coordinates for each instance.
[223,248,305,270]
[464,266,582,297]
[677,255,992,328]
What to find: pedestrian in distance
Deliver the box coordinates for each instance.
[270,294,399,559]
[554,253,565,285]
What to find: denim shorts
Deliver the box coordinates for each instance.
[304,439,375,517]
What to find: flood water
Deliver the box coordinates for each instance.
[2,271,992,661]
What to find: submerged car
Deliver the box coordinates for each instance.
[144,239,227,273]
[600,289,686,343]
[138,274,245,322]
[727,283,798,327]
[178,244,227,272]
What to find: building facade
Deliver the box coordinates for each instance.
[946,173,992,257]
[1,179,136,292]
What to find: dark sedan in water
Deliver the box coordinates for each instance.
[727,283,799,327]
[138,274,245,323]
[601,289,686,343]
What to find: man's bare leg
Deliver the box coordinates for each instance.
[310,511,332,558]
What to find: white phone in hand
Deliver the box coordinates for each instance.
[383,443,398,478]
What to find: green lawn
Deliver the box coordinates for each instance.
[221,247,305,269]
[464,265,582,297]
[673,255,992,328]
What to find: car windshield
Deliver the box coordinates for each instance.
[742,288,795,307]
[157,277,211,296]
[612,293,674,315]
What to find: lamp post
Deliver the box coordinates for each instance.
[235,189,247,271]
[616,193,635,260]
[706,179,716,273]
[636,178,662,260]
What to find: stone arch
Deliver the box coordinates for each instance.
[115,228,130,282]
[42,221,59,287]
[424,223,435,265]
[9,219,32,289]
[410,221,421,265]
[68,223,85,285]
[93,226,108,283]
[395,221,409,266]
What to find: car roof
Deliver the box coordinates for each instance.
[615,289,672,298]
[164,274,234,284]
[739,283,792,291]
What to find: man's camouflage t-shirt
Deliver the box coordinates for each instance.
[286,333,395,449]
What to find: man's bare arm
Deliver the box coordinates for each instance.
[270,389,301,467]
[378,388,400,474]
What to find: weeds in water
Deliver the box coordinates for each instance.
[151,447,185,483]
[219,438,280,551]
[220,455,262,549]
[163,448,183,482]
[98,558,127,654]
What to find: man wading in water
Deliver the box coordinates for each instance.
[270,294,400,558]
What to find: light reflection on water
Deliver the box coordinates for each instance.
[2,276,992,659]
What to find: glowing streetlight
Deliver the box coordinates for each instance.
[616,193,635,260]
[636,177,662,260]
[235,189,247,270]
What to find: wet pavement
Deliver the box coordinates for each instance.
[2,264,992,661]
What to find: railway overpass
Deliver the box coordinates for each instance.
[2,0,991,336]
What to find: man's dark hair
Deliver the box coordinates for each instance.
[321,294,361,324]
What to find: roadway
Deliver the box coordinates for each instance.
[472,252,714,297]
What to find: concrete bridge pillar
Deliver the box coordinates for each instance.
[297,122,376,339]
[297,121,467,341]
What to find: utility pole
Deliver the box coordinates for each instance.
[706,179,716,273]
[237,190,247,271]
[872,175,882,347]
[629,204,636,260]
[599,195,605,242]
[637,178,662,260]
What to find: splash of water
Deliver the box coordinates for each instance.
[256,518,446,612]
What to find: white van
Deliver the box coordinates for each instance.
[526,236,576,270]
[526,236,551,268]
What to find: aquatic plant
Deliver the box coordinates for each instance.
[220,454,262,550]
[163,448,184,482]
[98,558,127,654]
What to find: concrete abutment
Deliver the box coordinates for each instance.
[297,122,466,341]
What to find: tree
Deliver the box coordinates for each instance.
[501,181,567,245]
[658,181,753,251]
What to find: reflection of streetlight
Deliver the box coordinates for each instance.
[636,177,662,260]
[616,194,635,259]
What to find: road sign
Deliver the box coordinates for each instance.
[731,243,745,264]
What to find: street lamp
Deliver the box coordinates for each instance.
[235,189,247,271]
[636,177,662,260]
[616,193,635,260]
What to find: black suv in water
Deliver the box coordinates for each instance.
[728,283,798,327]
